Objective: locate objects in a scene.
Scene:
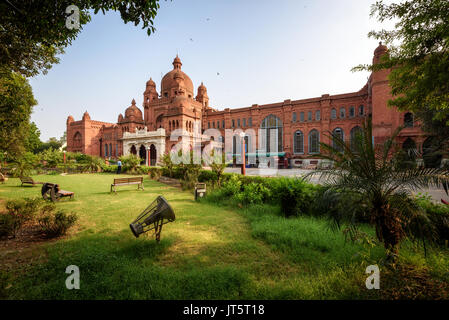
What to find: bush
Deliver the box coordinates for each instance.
[137,165,151,175]
[414,193,449,244]
[235,183,272,206]
[0,214,18,238]
[148,167,163,179]
[38,210,78,238]
[198,170,218,184]
[119,154,140,173]
[221,174,242,197]
[101,164,118,173]
[1,198,42,238]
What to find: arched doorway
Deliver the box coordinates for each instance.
[149,144,157,166]
[423,136,442,168]
[139,145,146,165]
[130,145,137,155]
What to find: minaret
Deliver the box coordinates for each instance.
[196,82,209,108]
[370,42,394,143]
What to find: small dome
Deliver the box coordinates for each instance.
[118,113,124,122]
[146,77,156,88]
[67,115,74,124]
[173,55,182,69]
[197,82,207,94]
[82,111,90,121]
[124,99,143,121]
[374,41,388,56]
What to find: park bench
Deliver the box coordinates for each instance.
[41,183,75,202]
[0,172,8,184]
[20,176,44,187]
[110,177,144,193]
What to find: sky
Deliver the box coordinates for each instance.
[29,0,396,141]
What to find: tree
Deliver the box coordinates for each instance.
[210,152,228,186]
[25,122,43,153]
[0,69,37,159]
[353,0,449,126]
[0,1,162,77]
[311,119,449,262]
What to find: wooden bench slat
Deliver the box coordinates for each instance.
[110,177,144,193]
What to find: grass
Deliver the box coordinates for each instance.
[0,173,448,299]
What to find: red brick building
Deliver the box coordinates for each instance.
[66,43,427,167]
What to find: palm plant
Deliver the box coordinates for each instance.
[309,119,449,261]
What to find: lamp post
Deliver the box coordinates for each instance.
[240,132,246,176]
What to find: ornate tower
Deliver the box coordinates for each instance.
[196,82,209,108]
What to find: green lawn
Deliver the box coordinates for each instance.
[0,174,448,299]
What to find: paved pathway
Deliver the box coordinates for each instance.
[224,168,449,203]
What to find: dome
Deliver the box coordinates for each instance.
[124,99,143,122]
[67,115,74,124]
[82,111,90,121]
[374,42,388,56]
[197,82,207,94]
[146,77,156,88]
[161,56,194,96]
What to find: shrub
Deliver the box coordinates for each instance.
[221,174,242,197]
[198,170,218,184]
[38,148,63,168]
[38,210,78,238]
[0,214,18,238]
[148,167,163,179]
[101,164,118,173]
[414,193,449,244]
[235,183,272,206]
[160,153,175,177]
[137,165,150,175]
[2,198,42,237]
[119,154,140,173]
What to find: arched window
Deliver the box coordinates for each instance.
[104,144,108,157]
[332,128,344,152]
[404,112,414,127]
[331,108,337,119]
[315,110,320,121]
[300,112,304,122]
[292,112,297,122]
[308,129,320,154]
[261,114,283,152]
[73,132,82,148]
[349,106,355,117]
[156,114,163,129]
[109,144,112,157]
[350,126,363,151]
[359,105,365,116]
[293,130,304,154]
[340,107,346,119]
[308,111,312,121]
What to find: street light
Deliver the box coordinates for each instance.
[239,132,246,176]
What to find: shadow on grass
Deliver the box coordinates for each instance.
[2,230,251,300]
